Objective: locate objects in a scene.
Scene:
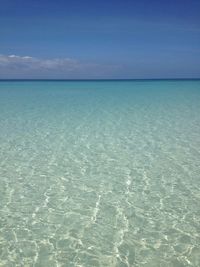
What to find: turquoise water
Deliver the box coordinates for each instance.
[0,80,200,267]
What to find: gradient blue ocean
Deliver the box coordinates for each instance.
[0,80,200,267]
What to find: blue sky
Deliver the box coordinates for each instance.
[0,0,200,78]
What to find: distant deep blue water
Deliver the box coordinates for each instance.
[0,80,200,267]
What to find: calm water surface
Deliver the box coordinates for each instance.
[0,80,200,267]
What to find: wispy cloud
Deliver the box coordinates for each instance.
[0,54,121,78]
[0,54,81,71]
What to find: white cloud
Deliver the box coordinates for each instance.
[0,54,121,78]
[0,54,77,69]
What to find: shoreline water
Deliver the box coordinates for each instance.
[0,80,200,266]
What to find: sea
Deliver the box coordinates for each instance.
[0,80,200,267]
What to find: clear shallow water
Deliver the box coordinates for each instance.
[0,80,200,267]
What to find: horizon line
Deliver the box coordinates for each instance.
[0,78,200,82]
